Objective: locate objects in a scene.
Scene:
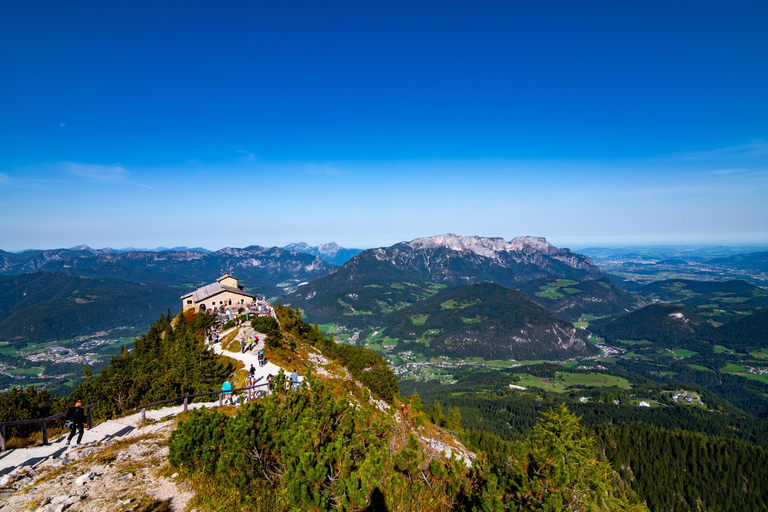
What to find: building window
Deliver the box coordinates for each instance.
[186,300,192,304]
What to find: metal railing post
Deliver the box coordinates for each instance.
[87,407,93,429]
[183,397,188,413]
[141,408,146,423]
[219,393,223,407]
[1,424,5,452]
[41,421,48,445]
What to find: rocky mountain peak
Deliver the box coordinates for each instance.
[406,233,557,258]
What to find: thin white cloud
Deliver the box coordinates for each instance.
[64,162,152,189]
[66,162,129,182]
[0,173,11,185]
[667,140,768,162]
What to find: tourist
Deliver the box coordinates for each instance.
[65,400,85,445]
[222,379,232,406]
[291,370,299,391]
[240,339,246,353]
[249,364,255,377]
[266,374,273,395]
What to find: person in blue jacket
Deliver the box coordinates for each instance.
[222,379,233,405]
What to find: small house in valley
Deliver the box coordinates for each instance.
[182,274,254,313]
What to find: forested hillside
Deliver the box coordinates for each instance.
[590,303,708,346]
[384,282,597,360]
[0,272,183,343]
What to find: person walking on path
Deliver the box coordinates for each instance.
[222,379,233,405]
[247,338,253,352]
[291,370,299,391]
[266,374,273,395]
[65,400,85,445]
[249,364,255,377]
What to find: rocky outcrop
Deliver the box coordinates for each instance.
[0,421,193,512]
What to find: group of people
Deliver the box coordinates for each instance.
[239,337,260,354]
[206,326,221,346]
[220,367,301,405]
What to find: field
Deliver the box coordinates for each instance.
[513,371,631,392]
[721,363,768,385]
[5,367,44,375]
[750,348,768,359]
[616,339,653,345]
[535,279,580,299]
[661,348,698,357]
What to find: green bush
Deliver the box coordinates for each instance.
[168,375,470,511]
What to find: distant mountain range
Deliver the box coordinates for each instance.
[288,234,614,360]
[289,234,610,323]
[282,242,362,265]
[0,246,337,298]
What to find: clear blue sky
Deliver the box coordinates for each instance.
[1,1,766,251]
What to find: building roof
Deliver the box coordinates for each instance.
[181,282,254,302]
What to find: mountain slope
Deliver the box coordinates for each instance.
[287,234,606,329]
[517,276,637,321]
[372,234,604,287]
[638,279,768,326]
[0,272,184,343]
[288,251,445,328]
[699,308,768,351]
[383,282,597,360]
[589,304,709,347]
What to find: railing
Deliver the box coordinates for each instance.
[133,380,271,422]
[0,404,96,452]
[0,378,284,452]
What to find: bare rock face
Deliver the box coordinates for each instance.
[376,233,603,287]
[0,421,193,512]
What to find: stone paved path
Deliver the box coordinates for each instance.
[0,325,302,477]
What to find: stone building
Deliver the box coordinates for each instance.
[181,274,254,312]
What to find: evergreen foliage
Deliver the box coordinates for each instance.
[597,424,768,511]
[169,375,471,511]
[0,386,58,438]
[69,311,234,418]
[270,303,399,403]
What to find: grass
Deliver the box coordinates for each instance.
[721,363,768,384]
[484,360,518,367]
[573,322,589,328]
[0,346,18,355]
[410,314,429,325]
[535,290,564,299]
[687,364,711,371]
[461,316,482,324]
[714,345,736,355]
[616,339,653,345]
[5,367,44,375]
[513,371,631,392]
[440,299,479,310]
[750,348,768,359]
[669,348,698,357]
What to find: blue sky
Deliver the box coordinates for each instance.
[1,1,766,251]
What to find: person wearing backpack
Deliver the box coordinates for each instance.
[65,399,85,445]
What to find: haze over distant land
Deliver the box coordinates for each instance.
[0,1,766,251]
